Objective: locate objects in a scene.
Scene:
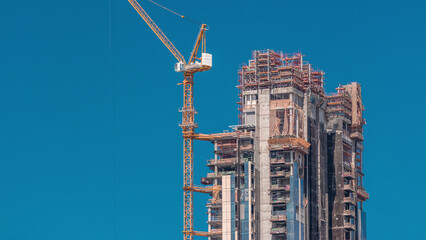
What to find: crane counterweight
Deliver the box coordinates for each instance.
[174,53,212,73]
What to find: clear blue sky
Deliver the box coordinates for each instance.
[0,0,425,239]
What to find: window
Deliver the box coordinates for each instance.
[271,93,289,100]
[245,112,255,125]
[244,94,258,105]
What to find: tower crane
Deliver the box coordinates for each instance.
[128,1,214,239]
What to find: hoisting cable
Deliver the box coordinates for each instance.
[147,0,202,25]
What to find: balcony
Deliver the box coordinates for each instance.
[271,215,287,221]
[271,228,287,234]
[270,184,291,191]
[268,137,311,154]
[270,171,291,178]
[344,184,355,192]
[206,198,222,208]
[270,158,293,165]
[357,187,369,201]
[218,171,236,177]
[350,132,364,141]
[343,196,355,203]
[270,197,290,204]
[343,210,356,217]
[215,144,237,153]
[207,158,236,167]
[208,216,222,225]
[344,222,356,231]
[343,171,355,179]
[240,143,254,151]
[243,105,256,111]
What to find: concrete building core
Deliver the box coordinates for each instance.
[200,50,368,240]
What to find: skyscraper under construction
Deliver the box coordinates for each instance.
[199,50,368,240]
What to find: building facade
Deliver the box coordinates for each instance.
[200,50,368,240]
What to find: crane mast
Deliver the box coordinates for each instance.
[128,1,212,240]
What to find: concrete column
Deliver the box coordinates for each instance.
[248,162,253,240]
[222,175,235,240]
[258,89,271,240]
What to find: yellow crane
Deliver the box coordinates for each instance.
[128,1,214,239]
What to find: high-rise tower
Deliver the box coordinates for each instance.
[200,50,368,240]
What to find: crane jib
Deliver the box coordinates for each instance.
[128,0,212,73]
[128,0,186,64]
